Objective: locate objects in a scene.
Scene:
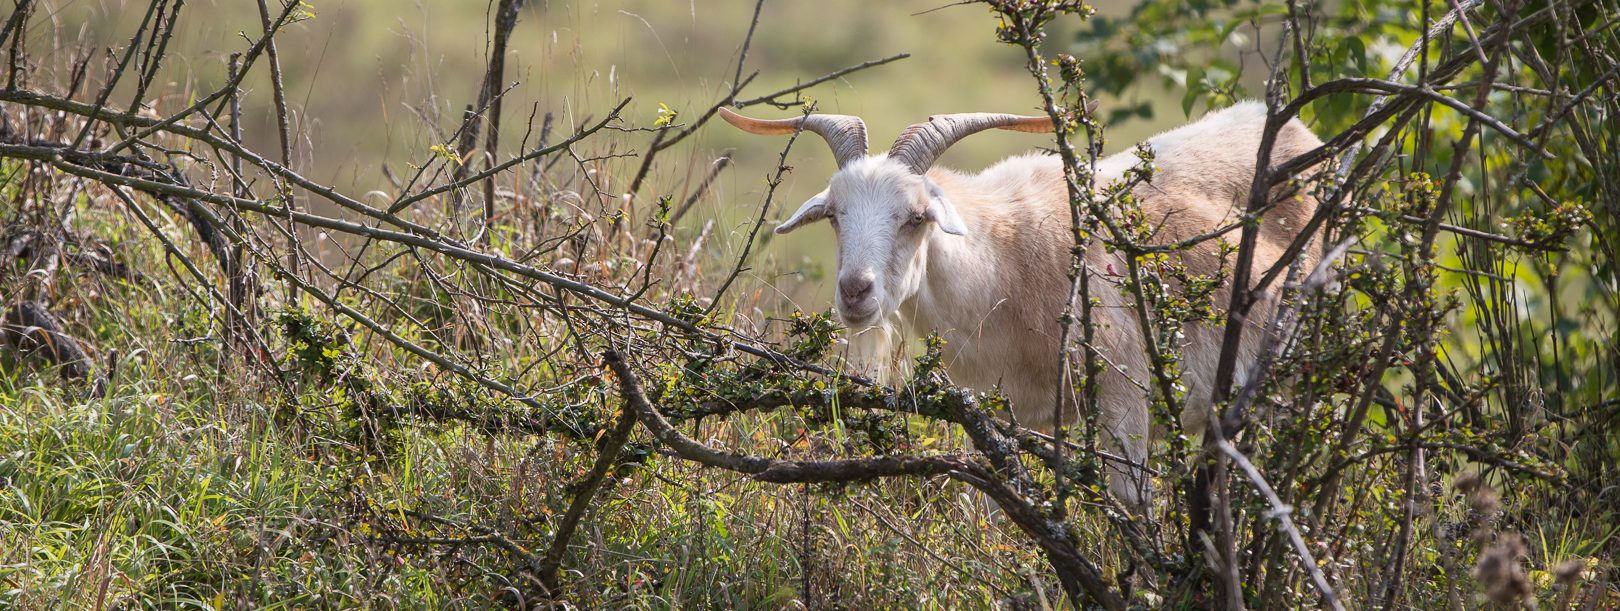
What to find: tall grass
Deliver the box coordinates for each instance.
[1,0,1616,608]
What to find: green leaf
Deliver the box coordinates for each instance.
[1181,67,1206,116]
[1345,36,1369,74]
[654,103,678,128]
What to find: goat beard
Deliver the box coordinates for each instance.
[841,313,911,384]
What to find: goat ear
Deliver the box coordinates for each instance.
[925,180,969,236]
[775,190,829,234]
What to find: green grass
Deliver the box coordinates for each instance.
[0,135,1612,608]
[4,1,1617,608]
[0,368,1053,607]
[0,202,1055,606]
[2,377,342,607]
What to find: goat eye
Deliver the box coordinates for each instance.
[907,212,926,226]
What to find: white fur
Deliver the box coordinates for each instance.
[773,102,1324,507]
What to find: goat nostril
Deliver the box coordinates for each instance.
[839,277,874,302]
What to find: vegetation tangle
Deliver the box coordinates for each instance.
[0,0,1615,608]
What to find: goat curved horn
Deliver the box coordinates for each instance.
[717,107,869,168]
[888,113,1056,175]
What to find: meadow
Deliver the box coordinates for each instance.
[1,0,1615,608]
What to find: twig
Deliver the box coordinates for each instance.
[538,404,636,592]
[458,0,525,243]
[390,99,631,214]
[17,143,864,385]
[128,0,186,115]
[1215,439,1343,611]
[69,0,163,149]
[104,0,302,155]
[103,185,290,399]
[254,0,293,167]
[704,110,805,315]
[255,0,299,285]
[0,0,31,54]
[604,348,1123,610]
[669,154,730,227]
[731,53,912,109]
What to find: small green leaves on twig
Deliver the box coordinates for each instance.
[653,102,678,128]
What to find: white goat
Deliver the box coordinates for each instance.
[721,102,1323,505]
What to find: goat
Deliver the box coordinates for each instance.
[720,101,1323,506]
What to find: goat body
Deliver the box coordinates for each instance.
[722,101,1324,505]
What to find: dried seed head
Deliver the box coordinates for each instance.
[1552,559,1585,586]
[1456,473,1501,516]
[1454,472,1483,494]
[1473,534,1532,608]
